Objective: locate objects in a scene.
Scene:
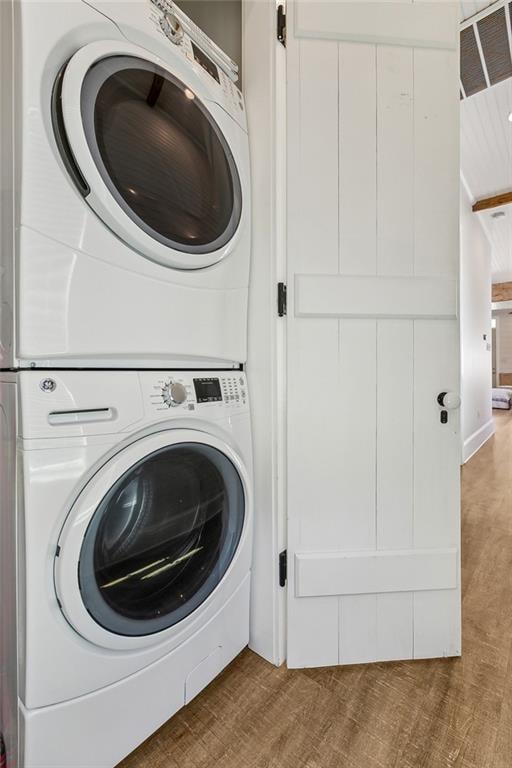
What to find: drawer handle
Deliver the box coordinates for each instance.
[48,408,116,426]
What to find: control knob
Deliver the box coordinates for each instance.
[162,381,187,407]
[160,12,184,44]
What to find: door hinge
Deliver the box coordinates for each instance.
[277,282,287,317]
[279,549,287,587]
[277,4,286,47]
[0,733,6,768]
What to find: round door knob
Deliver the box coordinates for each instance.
[160,13,184,44]
[437,392,461,410]
[163,381,187,407]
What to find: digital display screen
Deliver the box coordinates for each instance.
[191,42,220,84]
[193,378,222,403]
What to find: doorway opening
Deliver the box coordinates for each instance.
[460,1,512,462]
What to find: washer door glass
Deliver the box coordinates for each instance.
[79,55,242,256]
[78,443,245,636]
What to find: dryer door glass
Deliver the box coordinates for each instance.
[80,56,242,257]
[78,443,245,636]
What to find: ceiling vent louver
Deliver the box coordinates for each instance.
[460,1,512,99]
[461,25,488,96]
[477,7,512,85]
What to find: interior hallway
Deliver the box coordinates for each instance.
[119,412,512,768]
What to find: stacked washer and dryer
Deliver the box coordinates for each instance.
[0,2,252,767]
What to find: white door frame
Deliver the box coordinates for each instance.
[243,0,288,666]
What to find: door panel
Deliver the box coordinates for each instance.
[294,1,458,50]
[295,39,339,274]
[339,43,377,275]
[376,46,414,276]
[286,1,460,668]
[376,321,413,551]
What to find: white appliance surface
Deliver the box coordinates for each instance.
[1,0,250,370]
[5,369,252,768]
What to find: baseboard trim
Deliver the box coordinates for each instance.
[462,419,495,464]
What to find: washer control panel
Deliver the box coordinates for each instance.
[161,380,187,407]
[146,372,248,413]
[220,375,246,405]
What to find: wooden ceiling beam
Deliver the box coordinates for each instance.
[472,191,512,213]
[492,282,512,303]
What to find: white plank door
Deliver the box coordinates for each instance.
[286,0,461,667]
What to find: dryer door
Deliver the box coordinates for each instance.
[55,430,249,650]
[52,41,244,270]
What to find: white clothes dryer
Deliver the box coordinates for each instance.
[0,0,251,370]
[0,369,252,768]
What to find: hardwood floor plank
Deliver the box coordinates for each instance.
[118,411,512,768]
[492,642,512,768]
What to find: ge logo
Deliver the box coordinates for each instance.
[40,379,57,393]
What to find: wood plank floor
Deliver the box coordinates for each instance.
[119,412,512,768]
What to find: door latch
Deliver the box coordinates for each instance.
[437,391,461,424]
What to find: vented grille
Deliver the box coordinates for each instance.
[460,3,512,99]
[461,25,487,96]
[477,7,512,85]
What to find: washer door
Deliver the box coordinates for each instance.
[52,41,243,270]
[55,430,248,650]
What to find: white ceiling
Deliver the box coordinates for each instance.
[461,78,512,281]
[460,3,512,283]
[460,2,496,21]
[476,204,512,283]
[461,78,512,201]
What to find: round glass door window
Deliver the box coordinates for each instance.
[61,55,242,256]
[78,443,245,636]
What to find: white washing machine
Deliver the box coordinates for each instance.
[0,0,251,370]
[0,369,252,768]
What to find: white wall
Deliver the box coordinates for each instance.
[460,184,493,463]
[496,313,512,377]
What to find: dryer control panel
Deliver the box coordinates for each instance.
[87,0,246,126]
[146,0,245,117]
[144,371,248,414]
[148,0,238,78]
